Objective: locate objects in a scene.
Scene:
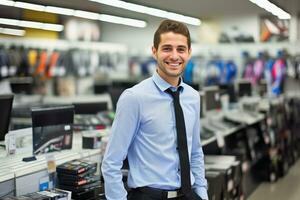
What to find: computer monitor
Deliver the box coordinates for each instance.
[73,102,108,115]
[31,105,74,155]
[109,81,137,111]
[0,94,14,141]
[238,80,252,97]
[219,83,237,103]
[10,77,33,94]
[204,86,221,112]
[188,83,200,91]
[94,83,110,94]
[258,80,267,97]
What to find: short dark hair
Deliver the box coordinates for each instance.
[153,19,191,50]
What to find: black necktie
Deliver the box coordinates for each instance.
[166,88,203,200]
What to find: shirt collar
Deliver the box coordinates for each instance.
[152,70,184,92]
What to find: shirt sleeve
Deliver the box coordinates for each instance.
[190,96,208,200]
[101,90,141,200]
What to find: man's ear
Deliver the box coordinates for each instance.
[188,48,192,60]
[151,46,157,60]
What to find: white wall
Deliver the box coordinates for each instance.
[218,14,260,42]
[100,13,298,55]
[100,18,203,55]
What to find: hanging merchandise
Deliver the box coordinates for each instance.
[183,59,195,84]
[295,55,300,80]
[46,50,60,78]
[205,58,224,86]
[35,50,48,77]
[28,48,38,75]
[253,52,265,85]
[264,57,275,97]
[285,52,297,79]
[129,56,141,77]
[138,57,156,77]
[17,47,30,77]
[8,46,21,77]
[242,51,255,85]
[271,50,287,96]
[0,46,9,80]
[89,51,99,75]
[224,60,237,84]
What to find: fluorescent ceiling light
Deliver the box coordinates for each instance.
[0,0,147,28]
[0,17,64,32]
[74,10,100,20]
[89,0,201,26]
[249,0,291,19]
[14,1,44,12]
[0,0,13,6]
[99,14,146,27]
[0,27,25,36]
[45,6,74,16]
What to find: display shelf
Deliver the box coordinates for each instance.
[0,38,128,53]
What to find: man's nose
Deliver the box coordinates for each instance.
[170,50,179,60]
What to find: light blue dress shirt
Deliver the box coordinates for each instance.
[101,71,208,200]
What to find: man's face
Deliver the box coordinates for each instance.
[152,32,191,82]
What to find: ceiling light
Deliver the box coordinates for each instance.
[74,10,100,20]
[89,0,201,26]
[249,0,291,19]
[99,14,146,28]
[0,17,64,32]
[0,0,13,6]
[14,1,44,12]
[0,0,147,28]
[0,27,25,36]
[45,6,74,16]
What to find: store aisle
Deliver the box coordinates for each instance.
[248,159,300,200]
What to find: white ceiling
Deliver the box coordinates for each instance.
[0,0,298,25]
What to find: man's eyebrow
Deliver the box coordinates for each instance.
[177,45,187,49]
[161,44,172,48]
[160,44,187,48]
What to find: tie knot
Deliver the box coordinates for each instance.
[166,88,180,100]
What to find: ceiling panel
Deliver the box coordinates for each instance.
[0,0,298,25]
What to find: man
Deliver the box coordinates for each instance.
[101,19,208,200]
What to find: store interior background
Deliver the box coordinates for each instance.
[1,0,300,200]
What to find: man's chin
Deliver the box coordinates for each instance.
[167,71,183,77]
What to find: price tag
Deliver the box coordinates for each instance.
[46,154,56,173]
[8,134,16,155]
[215,131,225,148]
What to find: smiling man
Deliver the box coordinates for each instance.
[101,19,208,200]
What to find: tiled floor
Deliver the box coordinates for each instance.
[248,159,300,200]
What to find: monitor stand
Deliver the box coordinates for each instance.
[22,155,37,162]
[0,140,5,148]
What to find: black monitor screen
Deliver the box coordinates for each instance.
[204,87,221,112]
[258,81,267,97]
[0,94,14,141]
[31,105,74,155]
[73,102,108,115]
[188,83,200,91]
[238,81,252,97]
[219,83,236,103]
[94,83,110,94]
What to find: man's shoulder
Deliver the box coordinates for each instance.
[182,82,200,98]
[128,77,154,94]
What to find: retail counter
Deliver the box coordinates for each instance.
[0,129,104,196]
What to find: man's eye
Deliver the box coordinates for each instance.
[162,47,171,51]
[178,48,186,52]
